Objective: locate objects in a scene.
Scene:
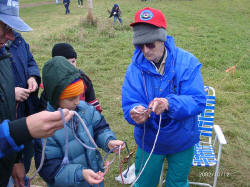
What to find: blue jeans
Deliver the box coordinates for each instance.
[114,15,122,23]
[64,3,70,14]
[134,146,194,187]
[78,0,83,5]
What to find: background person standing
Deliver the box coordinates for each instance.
[108,4,122,24]
[63,0,70,14]
[78,0,83,8]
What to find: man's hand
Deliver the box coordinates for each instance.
[26,109,74,138]
[27,76,38,92]
[107,140,125,153]
[11,163,25,187]
[130,105,151,124]
[82,169,104,185]
[149,98,169,115]
[15,87,31,102]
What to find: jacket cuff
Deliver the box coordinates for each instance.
[75,165,85,183]
[15,151,24,163]
[9,117,33,146]
[105,136,117,152]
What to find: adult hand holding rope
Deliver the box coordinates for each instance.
[26,109,74,138]
[130,98,168,124]
[148,98,169,115]
[130,106,152,124]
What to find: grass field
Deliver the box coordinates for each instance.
[19,0,249,186]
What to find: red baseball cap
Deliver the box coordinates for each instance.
[130,7,167,29]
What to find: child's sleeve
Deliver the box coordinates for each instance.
[91,110,116,152]
[54,164,86,186]
[34,138,86,185]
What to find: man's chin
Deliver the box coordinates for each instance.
[145,56,153,61]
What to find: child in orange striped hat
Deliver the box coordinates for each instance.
[59,78,85,111]
[35,56,125,187]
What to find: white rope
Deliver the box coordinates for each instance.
[130,114,162,187]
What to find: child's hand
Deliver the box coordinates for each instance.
[82,169,104,185]
[108,140,125,153]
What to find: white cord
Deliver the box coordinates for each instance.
[73,111,99,149]
[130,114,162,187]
[132,106,151,114]
[30,138,47,181]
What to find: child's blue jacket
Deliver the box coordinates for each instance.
[122,35,206,155]
[34,101,116,187]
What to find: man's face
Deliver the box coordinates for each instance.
[137,41,165,63]
[0,21,14,48]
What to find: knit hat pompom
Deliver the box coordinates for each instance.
[52,43,77,59]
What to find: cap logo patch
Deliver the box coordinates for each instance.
[140,10,153,21]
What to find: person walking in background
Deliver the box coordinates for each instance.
[108,4,122,24]
[5,29,41,186]
[35,56,125,187]
[78,0,83,8]
[63,0,70,14]
[40,43,103,113]
[56,0,60,4]
[122,7,206,187]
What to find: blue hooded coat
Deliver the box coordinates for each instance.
[122,35,206,155]
[35,102,116,187]
[35,57,116,186]
[7,30,41,117]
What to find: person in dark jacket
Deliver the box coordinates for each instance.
[35,56,124,187]
[40,43,103,113]
[108,4,122,24]
[63,0,70,14]
[5,30,41,181]
[122,7,206,186]
[0,1,73,186]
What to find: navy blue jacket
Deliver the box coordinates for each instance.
[0,47,32,186]
[6,31,41,118]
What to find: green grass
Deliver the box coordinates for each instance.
[19,0,249,186]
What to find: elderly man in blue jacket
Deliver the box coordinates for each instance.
[122,7,206,187]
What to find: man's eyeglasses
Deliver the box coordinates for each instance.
[136,43,156,50]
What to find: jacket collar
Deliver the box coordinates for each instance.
[5,30,21,49]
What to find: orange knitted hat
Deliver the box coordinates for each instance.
[59,78,84,100]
